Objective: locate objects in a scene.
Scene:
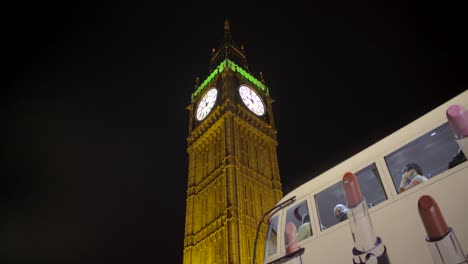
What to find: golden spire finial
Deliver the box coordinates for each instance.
[223,19,232,44]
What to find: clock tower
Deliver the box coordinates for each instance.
[183,20,283,264]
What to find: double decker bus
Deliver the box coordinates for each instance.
[257,90,468,264]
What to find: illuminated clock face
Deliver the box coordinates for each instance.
[196,88,218,121]
[239,85,265,116]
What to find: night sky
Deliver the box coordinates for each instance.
[4,1,468,263]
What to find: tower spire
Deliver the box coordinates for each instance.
[210,19,249,71]
[224,19,232,43]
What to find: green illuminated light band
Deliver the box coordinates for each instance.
[192,60,227,101]
[191,59,269,101]
[228,60,268,94]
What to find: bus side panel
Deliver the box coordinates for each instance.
[373,165,468,264]
[298,228,353,263]
[294,165,468,264]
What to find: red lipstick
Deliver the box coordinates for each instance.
[342,172,390,264]
[343,172,363,207]
[417,195,468,264]
[418,195,449,241]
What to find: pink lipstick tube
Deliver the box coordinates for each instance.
[418,195,468,264]
[446,104,468,139]
[343,172,390,264]
[447,104,468,156]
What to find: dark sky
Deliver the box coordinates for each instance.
[4,1,467,263]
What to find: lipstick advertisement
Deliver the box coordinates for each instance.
[342,172,391,264]
[446,104,468,156]
[418,195,468,264]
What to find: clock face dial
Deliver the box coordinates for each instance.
[239,85,265,116]
[196,88,218,121]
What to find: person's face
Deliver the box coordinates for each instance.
[335,207,342,218]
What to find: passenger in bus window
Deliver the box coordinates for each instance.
[334,203,348,222]
[297,214,312,241]
[399,163,428,193]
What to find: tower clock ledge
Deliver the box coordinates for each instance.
[188,104,277,146]
[235,106,277,139]
[187,107,223,144]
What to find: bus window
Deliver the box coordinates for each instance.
[315,163,387,230]
[384,122,464,194]
[354,163,387,207]
[264,215,279,257]
[284,200,312,247]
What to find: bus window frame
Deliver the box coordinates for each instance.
[263,196,316,264]
[282,198,314,247]
[264,213,281,261]
[383,122,464,195]
[314,162,388,231]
